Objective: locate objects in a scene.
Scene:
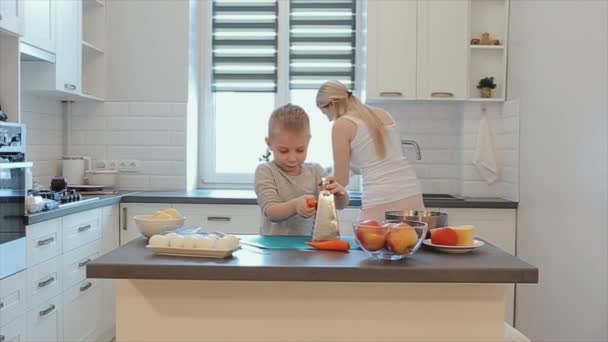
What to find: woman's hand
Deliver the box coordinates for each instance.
[323,176,346,197]
[294,195,317,218]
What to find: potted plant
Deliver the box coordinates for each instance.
[477,77,497,98]
[259,148,271,162]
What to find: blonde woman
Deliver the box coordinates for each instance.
[316,80,424,221]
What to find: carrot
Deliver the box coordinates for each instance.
[306,198,318,209]
[306,240,350,252]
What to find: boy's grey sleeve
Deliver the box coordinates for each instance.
[254,164,281,214]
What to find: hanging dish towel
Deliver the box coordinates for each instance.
[472,115,498,184]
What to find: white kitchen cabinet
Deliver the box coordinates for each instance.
[26,257,62,311]
[26,219,62,268]
[0,314,26,342]
[440,207,516,325]
[119,203,172,245]
[173,204,262,235]
[62,209,101,253]
[0,0,23,36]
[417,0,469,100]
[25,295,62,342]
[21,0,82,97]
[366,0,417,101]
[0,271,26,328]
[21,0,55,53]
[98,205,118,342]
[63,279,101,342]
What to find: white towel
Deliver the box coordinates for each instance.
[472,115,498,184]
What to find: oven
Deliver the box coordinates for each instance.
[0,122,31,279]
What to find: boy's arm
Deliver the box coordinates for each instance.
[255,164,315,221]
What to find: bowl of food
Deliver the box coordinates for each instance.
[134,208,186,238]
[353,219,428,260]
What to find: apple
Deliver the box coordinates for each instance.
[430,227,458,246]
[360,219,381,227]
[356,222,385,251]
[385,226,418,254]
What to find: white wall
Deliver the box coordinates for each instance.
[21,96,64,187]
[508,1,607,341]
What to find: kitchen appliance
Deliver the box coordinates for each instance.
[28,189,99,209]
[85,169,118,188]
[62,155,92,186]
[0,122,31,279]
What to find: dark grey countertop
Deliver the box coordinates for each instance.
[122,189,518,209]
[25,189,517,226]
[87,237,538,284]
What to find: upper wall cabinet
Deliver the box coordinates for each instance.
[366,0,417,101]
[21,0,56,53]
[0,0,24,36]
[416,0,469,100]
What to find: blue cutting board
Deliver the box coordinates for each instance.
[239,235,359,250]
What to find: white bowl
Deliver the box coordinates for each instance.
[85,169,118,188]
[133,215,186,238]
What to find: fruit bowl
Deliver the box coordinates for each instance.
[353,219,428,260]
[134,215,186,238]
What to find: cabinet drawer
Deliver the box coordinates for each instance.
[26,256,62,310]
[62,209,101,252]
[25,295,62,342]
[62,240,101,292]
[173,204,261,234]
[0,314,26,342]
[63,279,102,342]
[26,219,62,268]
[0,271,26,328]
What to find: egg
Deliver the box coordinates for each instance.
[148,234,169,247]
[168,234,185,248]
[215,237,234,251]
[196,236,216,249]
[165,232,179,239]
[182,235,200,249]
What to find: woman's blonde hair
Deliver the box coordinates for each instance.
[268,103,310,137]
[316,80,387,159]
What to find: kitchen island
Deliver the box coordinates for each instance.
[87,237,537,342]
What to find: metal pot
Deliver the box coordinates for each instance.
[384,210,448,235]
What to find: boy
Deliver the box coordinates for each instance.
[255,104,349,235]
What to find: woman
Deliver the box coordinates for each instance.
[316,80,424,221]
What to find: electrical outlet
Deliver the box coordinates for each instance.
[95,160,109,169]
[118,160,140,173]
[107,160,118,170]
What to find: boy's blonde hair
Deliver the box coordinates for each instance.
[316,80,387,159]
[268,104,310,137]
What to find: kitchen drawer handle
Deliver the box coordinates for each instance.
[39,304,56,317]
[122,207,128,231]
[78,224,92,232]
[379,91,403,97]
[38,276,56,288]
[0,301,4,309]
[78,258,92,268]
[0,334,5,342]
[37,237,55,246]
[207,216,231,222]
[79,282,93,292]
[430,92,454,98]
[64,83,77,91]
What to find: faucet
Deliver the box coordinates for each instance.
[401,140,422,160]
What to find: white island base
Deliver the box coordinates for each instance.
[115,280,505,342]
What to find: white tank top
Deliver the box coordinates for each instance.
[342,114,422,208]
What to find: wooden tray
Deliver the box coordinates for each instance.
[146,245,240,258]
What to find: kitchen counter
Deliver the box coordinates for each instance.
[87,237,537,283]
[87,236,537,342]
[122,189,519,209]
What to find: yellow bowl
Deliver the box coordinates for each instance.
[133,215,186,238]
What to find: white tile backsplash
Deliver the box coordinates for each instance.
[68,101,187,190]
[21,96,64,188]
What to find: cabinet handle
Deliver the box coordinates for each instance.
[78,224,92,232]
[64,83,77,91]
[207,216,231,222]
[379,91,403,97]
[37,237,55,246]
[38,276,56,288]
[121,207,128,230]
[0,334,5,342]
[430,92,454,98]
[79,282,93,292]
[0,301,4,309]
[0,13,3,21]
[39,304,56,317]
[78,258,92,268]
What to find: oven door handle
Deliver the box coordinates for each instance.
[0,162,33,169]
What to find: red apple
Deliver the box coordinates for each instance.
[356,227,386,251]
[360,219,381,227]
[385,227,418,254]
[430,227,458,246]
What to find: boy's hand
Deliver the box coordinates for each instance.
[323,176,347,197]
[295,195,316,218]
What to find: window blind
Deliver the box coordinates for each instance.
[212,0,279,92]
[289,0,357,90]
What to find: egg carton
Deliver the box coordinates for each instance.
[146,245,240,259]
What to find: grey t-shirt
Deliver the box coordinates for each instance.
[254,162,326,235]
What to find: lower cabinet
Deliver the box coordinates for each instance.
[0,314,26,342]
[63,279,102,342]
[26,295,63,342]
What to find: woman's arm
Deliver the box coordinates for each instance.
[332,118,356,188]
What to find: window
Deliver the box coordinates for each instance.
[201,0,357,185]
